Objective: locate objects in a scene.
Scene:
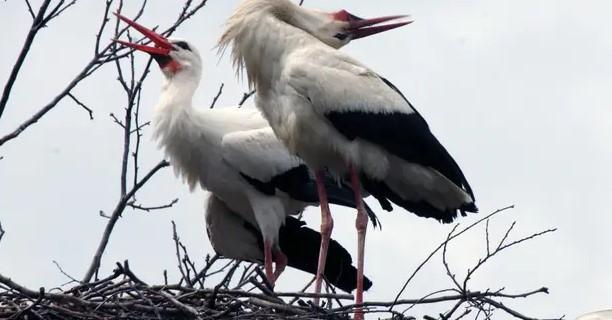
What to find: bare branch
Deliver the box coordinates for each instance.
[0,0,209,147]
[82,160,169,283]
[172,221,191,287]
[238,90,256,107]
[109,112,125,128]
[67,93,94,120]
[0,0,52,120]
[129,198,179,212]
[52,261,81,285]
[24,0,36,19]
[210,83,224,108]
[42,0,78,25]
[0,221,5,243]
[391,205,515,308]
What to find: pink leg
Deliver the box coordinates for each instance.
[272,248,288,281]
[349,164,367,320]
[263,240,275,286]
[313,170,334,306]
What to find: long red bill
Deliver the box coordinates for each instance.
[113,12,173,55]
[349,15,413,40]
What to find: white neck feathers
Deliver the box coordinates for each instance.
[218,0,322,90]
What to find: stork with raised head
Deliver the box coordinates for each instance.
[113,13,379,288]
[205,194,373,292]
[219,0,478,313]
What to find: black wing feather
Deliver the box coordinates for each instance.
[245,217,372,293]
[240,165,381,228]
[325,76,475,202]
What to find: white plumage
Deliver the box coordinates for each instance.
[114,13,373,286]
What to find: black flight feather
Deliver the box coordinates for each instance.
[323,76,477,222]
[245,216,373,293]
[240,165,381,228]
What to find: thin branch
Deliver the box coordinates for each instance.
[109,113,125,128]
[210,83,224,108]
[67,93,94,120]
[24,0,36,19]
[238,90,255,107]
[156,291,199,319]
[128,198,179,212]
[52,261,81,285]
[0,0,52,120]
[190,254,220,286]
[0,221,5,243]
[391,205,515,309]
[0,0,209,147]
[82,160,169,283]
[336,288,550,311]
[172,221,191,287]
[42,0,78,25]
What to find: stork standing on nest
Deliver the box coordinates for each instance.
[114,13,378,288]
[219,0,478,314]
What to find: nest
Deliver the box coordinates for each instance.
[0,259,395,320]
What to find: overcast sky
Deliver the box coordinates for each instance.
[1,1,611,319]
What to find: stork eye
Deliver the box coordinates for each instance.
[334,33,349,41]
[174,41,191,51]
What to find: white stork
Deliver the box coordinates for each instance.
[219,0,478,313]
[113,13,378,287]
[205,194,373,292]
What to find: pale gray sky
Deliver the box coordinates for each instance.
[1,1,611,319]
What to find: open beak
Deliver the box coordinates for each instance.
[113,12,173,57]
[348,14,412,40]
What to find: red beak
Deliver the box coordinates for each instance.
[349,15,412,39]
[112,12,173,56]
[335,10,412,40]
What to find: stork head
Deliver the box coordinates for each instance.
[220,0,411,52]
[298,9,412,49]
[113,13,202,81]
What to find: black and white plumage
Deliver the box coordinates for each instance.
[219,0,476,222]
[205,194,373,293]
[114,13,376,286]
[219,0,477,311]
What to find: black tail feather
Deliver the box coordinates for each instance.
[361,175,478,224]
[278,217,373,293]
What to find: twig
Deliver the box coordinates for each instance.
[190,254,220,286]
[0,0,112,146]
[0,221,5,243]
[238,90,255,107]
[0,0,52,120]
[109,113,125,128]
[129,198,178,212]
[391,205,515,309]
[156,291,200,319]
[67,93,94,120]
[210,83,224,108]
[52,261,81,285]
[82,160,169,283]
[0,0,209,147]
[24,0,36,19]
[249,297,307,315]
[172,221,191,287]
